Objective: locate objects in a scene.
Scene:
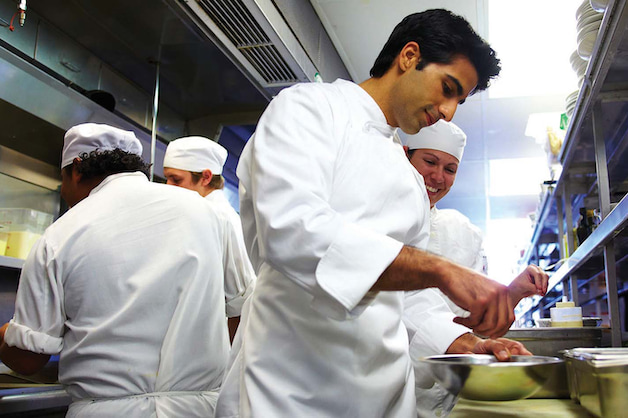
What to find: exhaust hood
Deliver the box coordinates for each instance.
[174,0,323,96]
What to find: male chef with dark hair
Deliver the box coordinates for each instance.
[163,136,256,341]
[0,123,254,417]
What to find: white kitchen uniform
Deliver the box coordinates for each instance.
[216,79,437,418]
[5,172,254,417]
[205,189,255,316]
[404,206,487,418]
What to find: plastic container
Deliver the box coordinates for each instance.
[0,208,53,259]
[0,225,8,255]
[550,298,583,328]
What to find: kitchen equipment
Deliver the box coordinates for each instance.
[504,327,602,357]
[504,327,603,399]
[0,208,53,259]
[551,298,583,328]
[419,354,563,401]
[563,348,628,417]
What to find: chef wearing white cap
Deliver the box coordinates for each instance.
[0,123,256,417]
[163,136,255,341]
[402,120,548,417]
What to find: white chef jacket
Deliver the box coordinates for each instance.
[205,189,256,316]
[4,172,255,417]
[404,206,487,418]
[216,78,433,418]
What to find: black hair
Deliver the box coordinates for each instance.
[63,149,151,180]
[369,9,501,92]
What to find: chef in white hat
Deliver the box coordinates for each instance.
[1,123,256,417]
[402,120,548,418]
[163,136,255,341]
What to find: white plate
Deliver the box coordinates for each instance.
[576,13,602,32]
[577,22,600,42]
[576,0,595,19]
[578,31,597,59]
[590,0,609,12]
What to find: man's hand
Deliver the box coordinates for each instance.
[447,333,532,361]
[508,265,548,307]
[471,337,532,361]
[0,322,50,375]
[439,264,514,339]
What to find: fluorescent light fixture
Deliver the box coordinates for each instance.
[489,157,551,196]
[487,0,580,98]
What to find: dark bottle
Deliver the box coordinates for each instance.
[576,207,590,245]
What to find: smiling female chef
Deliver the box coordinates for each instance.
[402,120,548,417]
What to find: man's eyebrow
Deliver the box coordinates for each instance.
[446,74,464,97]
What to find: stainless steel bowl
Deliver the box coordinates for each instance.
[419,354,564,401]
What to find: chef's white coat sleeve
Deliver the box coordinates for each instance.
[4,237,64,354]
[403,289,468,359]
[239,85,403,318]
[219,214,256,318]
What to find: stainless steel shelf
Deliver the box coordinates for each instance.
[547,193,628,291]
[0,255,24,270]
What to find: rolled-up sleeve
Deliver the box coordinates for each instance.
[237,84,403,318]
[4,237,64,355]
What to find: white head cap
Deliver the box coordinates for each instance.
[61,123,143,168]
[163,136,228,175]
[405,120,467,162]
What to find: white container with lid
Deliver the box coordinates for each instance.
[550,297,583,327]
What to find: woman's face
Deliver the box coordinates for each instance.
[409,148,459,207]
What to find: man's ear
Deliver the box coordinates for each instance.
[201,169,214,187]
[71,158,83,183]
[398,41,421,72]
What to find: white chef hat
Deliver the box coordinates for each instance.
[405,120,467,162]
[163,136,228,175]
[61,123,142,168]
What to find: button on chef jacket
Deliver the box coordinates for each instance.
[215,79,439,418]
[4,172,255,417]
[404,206,488,418]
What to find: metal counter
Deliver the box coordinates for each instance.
[451,398,592,417]
[0,385,70,416]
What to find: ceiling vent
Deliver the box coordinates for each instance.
[177,0,318,94]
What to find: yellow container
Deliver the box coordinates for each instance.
[0,229,8,255]
[5,230,42,259]
[0,208,53,260]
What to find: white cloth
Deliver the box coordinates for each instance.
[405,120,467,162]
[61,123,142,168]
[404,206,487,418]
[216,79,432,418]
[4,172,255,417]
[164,136,228,175]
[205,189,256,316]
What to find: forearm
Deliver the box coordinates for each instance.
[372,246,455,291]
[0,323,50,375]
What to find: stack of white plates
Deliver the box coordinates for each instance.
[570,50,588,88]
[576,0,604,59]
[565,90,580,118]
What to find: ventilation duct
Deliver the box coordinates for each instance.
[176,0,319,95]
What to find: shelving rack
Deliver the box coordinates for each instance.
[520,0,628,347]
